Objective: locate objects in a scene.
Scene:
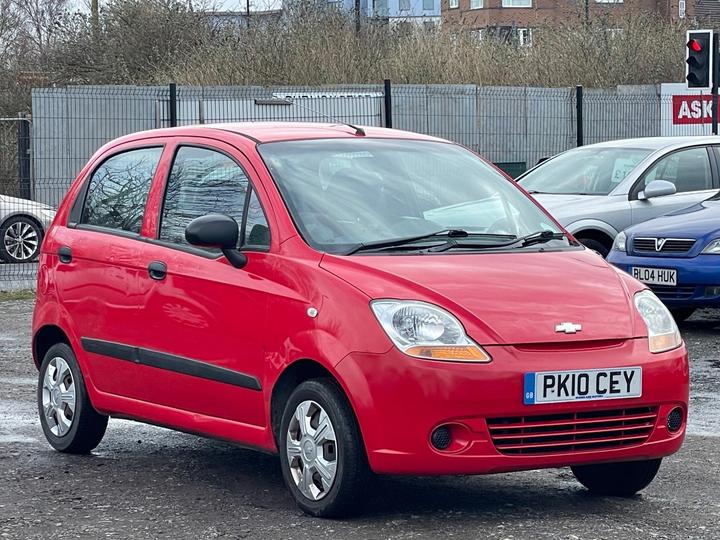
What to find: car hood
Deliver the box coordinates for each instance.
[626,200,720,240]
[320,249,643,346]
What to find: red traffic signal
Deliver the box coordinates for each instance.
[686,30,713,89]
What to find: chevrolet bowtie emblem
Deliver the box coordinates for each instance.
[555,322,582,334]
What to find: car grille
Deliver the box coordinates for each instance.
[633,238,696,254]
[487,406,658,456]
[651,285,696,301]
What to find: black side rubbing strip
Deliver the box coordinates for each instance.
[81,338,261,391]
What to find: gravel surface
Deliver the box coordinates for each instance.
[1,299,718,539]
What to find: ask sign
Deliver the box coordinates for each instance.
[672,94,713,124]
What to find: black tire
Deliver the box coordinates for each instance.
[670,308,696,323]
[278,378,370,517]
[0,215,43,263]
[578,237,610,258]
[571,458,662,497]
[37,343,108,454]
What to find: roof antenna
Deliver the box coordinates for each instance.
[255,97,366,136]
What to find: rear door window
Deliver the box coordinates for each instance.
[80,147,163,233]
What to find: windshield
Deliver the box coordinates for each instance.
[259,139,564,255]
[519,147,652,195]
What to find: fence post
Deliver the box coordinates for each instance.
[383,79,392,129]
[575,85,584,147]
[17,115,31,200]
[169,83,177,128]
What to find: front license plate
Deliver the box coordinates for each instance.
[524,367,642,405]
[632,266,677,286]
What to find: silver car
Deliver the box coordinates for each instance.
[518,137,720,256]
[0,194,56,263]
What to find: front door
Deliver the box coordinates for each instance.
[630,146,719,225]
[133,140,273,427]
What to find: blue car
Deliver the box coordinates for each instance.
[607,196,720,321]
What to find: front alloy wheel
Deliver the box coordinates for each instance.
[279,378,369,517]
[286,400,338,501]
[1,216,42,263]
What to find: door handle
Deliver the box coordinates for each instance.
[58,246,72,263]
[147,261,167,281]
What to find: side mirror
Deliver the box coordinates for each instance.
[185,214,247,269]
[639,180,676,200]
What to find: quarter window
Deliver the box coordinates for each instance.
[643,147,713,193]
[80,147,162,233]
[160,146,269,249]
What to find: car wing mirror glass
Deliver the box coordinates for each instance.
[185,213,247,268]
[639,180,676,200]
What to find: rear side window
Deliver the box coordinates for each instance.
[160,146,269,249]
[80,147,162,233]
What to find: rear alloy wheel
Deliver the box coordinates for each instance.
[0,216,42,263]
[670,308,695,323]
[571,458,662,496]
[38,343,108,453]
[279,378,369,517]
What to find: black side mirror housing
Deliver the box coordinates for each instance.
[185,214,247,269]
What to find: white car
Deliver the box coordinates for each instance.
[0,194,56,263]
[517,137,720,257]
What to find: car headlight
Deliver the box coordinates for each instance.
[370,300,491,362]
[612,231,627,252]
[701,239,720,254]
[633,290,682,353]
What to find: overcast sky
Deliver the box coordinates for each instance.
[68,0,283,14]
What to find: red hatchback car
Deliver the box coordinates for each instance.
[33,123,688,516]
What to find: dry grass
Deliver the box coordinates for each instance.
[0,289,35,301]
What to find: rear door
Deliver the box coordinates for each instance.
[630,146,719,225]
[56,143,166,399]
[131,139,272,427]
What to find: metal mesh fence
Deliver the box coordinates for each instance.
[0,83,712,287]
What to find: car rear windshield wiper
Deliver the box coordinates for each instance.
[344,229,513,255]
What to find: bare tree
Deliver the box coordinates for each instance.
[13,0,69,56]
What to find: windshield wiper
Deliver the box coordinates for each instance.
[345,229,511,255]
[425,229,568,253]
[509,230,568,248]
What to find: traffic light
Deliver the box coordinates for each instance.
[686,30,714,89]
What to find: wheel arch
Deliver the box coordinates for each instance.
[0,212,45,234]
[270,359,359,448]
[33,324,71,370]
[567,220,619,251]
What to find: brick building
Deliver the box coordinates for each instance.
[442,0,703,45]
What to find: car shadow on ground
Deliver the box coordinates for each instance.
[32,428,656,524]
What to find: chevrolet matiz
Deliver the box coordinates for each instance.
[32,123,688,517]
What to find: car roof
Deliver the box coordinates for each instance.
[581,136,720,151]
[113,122,447,145]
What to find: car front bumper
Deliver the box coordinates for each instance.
[607,251,720,308]
[336,339,688,476]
